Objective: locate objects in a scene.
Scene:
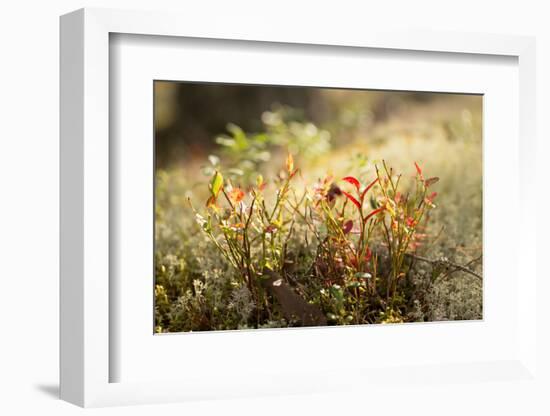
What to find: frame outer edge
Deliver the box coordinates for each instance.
[517,38,537,376]
[60,8,85,407]
[82,8,111,407]
[58,6,538,407]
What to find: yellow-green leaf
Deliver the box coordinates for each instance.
[210,171,224,197]
[285,153,294,174]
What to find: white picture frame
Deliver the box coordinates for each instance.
[60,7,538,408]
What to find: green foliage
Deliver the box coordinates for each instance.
[206,107,331,183]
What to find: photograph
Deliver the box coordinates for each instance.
[154,81,483,333]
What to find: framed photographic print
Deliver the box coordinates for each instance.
[60,7,538,408]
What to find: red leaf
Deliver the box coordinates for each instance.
[205,195,217,208]
[414,161,423,177]
[426,192,438,202]
[365,246,373,262]
[228,187,245,204]
[342,191,361,210]
[342,219,353,234]
[265,224,278,233]
[360,177,379,201]
[289,168,299,179]
[364,206,385,221]
[342,176,360,191]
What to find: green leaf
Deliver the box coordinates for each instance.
[227,123,248,150]
[253,133,268,143]
[369,195,378,209]
[330,284,344,301]
[354,272,372,280]
[210,171,224,197]
[226,122,243,136]
[208,154,220,166]
[256,151,271,162]
[227,168,244,176]
[215,137,236,147]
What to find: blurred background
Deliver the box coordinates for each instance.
[154,81,478,168]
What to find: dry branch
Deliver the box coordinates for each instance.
[405,253,482,280]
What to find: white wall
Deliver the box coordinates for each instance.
[1,1,548,415]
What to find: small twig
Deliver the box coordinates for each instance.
[438,254,482,281]
[405,253,482,280]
